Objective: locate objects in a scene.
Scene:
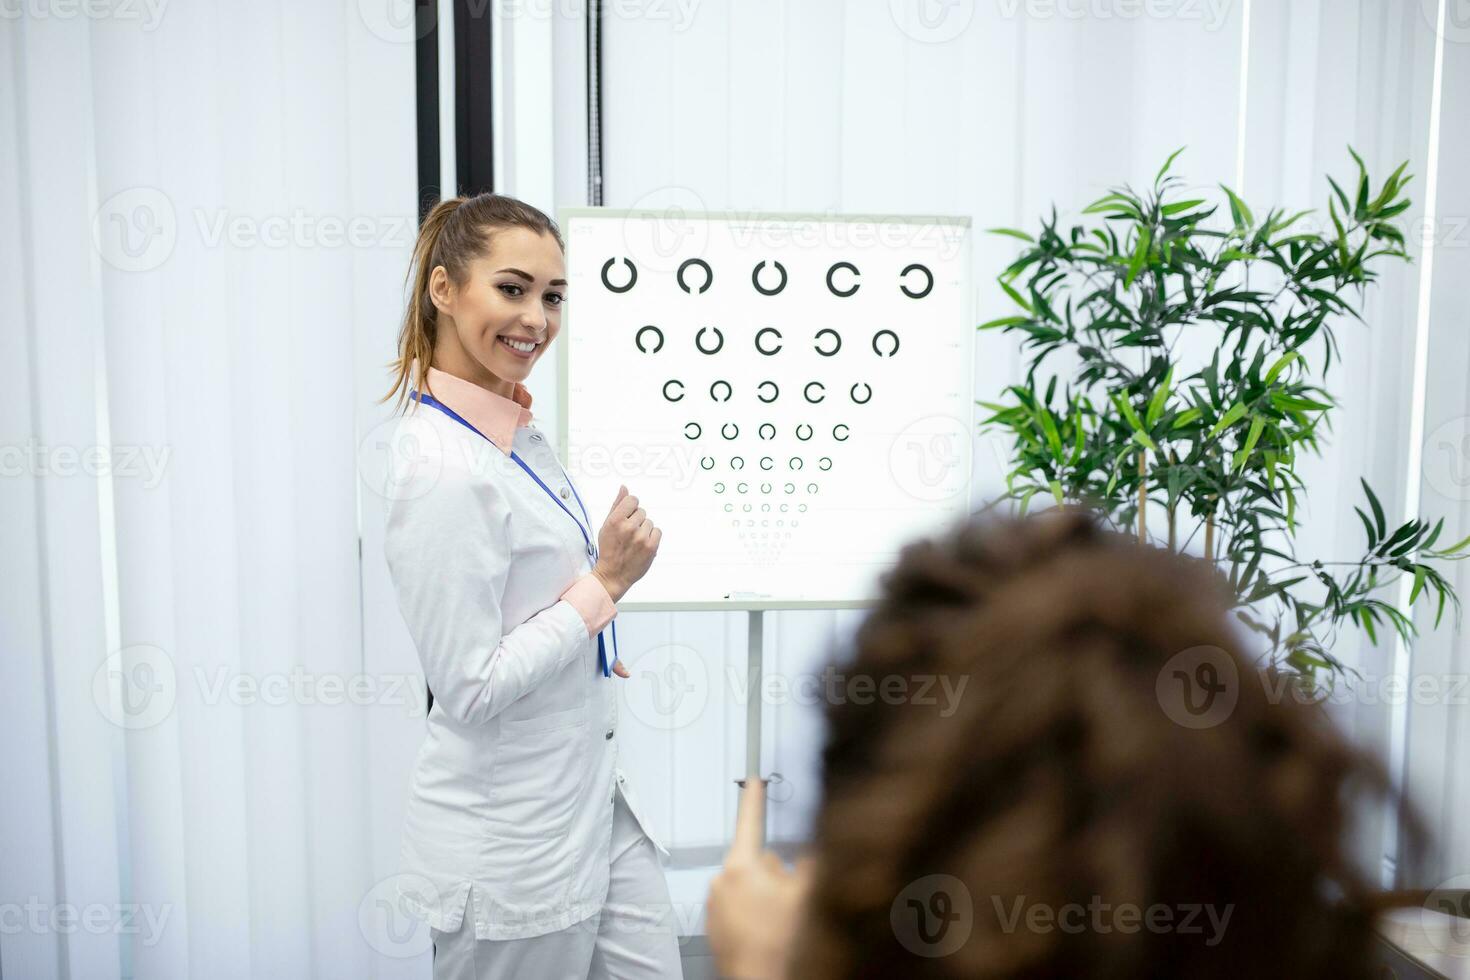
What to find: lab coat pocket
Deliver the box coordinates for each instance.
[486,725,586,840]
[499,657,588,735]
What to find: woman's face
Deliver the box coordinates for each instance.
[430,226,566,391]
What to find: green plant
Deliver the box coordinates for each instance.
[980,148,1469,685]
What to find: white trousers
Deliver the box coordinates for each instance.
[430,790,684,980]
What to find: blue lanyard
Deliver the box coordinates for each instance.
[410,390,619,677]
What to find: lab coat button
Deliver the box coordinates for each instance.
[531,433,543,442]
[560,487,571,499]
[605,729,614,740]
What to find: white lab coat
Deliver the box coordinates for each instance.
[383,397,669,942]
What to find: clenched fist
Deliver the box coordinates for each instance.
[590,485,661,604]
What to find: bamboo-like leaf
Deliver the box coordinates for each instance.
[1362,478,1387,539]
[1233,415,1266,472]
[1146,366,1174,427]
[1156,146,1186,184]
[1125,226,1152,288]
[1220,184,1255,229]
[987,227,1035,242]
[999,279,1033,313]
[1208,401,1248,438]
[1430,531,1470,556]
[1264,351,1301,385]
[979,315,1033,330]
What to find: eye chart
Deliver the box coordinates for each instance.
[557,209,975,609]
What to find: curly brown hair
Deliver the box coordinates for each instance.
[788,511,1404,979]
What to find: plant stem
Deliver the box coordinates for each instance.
[1137,450,1147,544]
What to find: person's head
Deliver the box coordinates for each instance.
[385,193,566,408]
[790,511,1402,979]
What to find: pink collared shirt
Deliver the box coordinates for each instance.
[421,363,616,635]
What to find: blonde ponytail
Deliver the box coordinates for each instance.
[382,193,565,411]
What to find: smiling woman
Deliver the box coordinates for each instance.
[384,196,569,409]
[377,193,678,980]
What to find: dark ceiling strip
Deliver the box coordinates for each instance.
[454,0,495,196]
[414,0,441,219]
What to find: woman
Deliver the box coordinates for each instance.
[708,511,1410,979]
[382,193,683,980]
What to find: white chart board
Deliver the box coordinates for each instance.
[557,208,975,609]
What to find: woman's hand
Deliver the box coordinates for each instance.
[707,779,815,980]
[591,485,660,604]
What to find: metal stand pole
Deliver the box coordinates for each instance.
[745,608,766,848]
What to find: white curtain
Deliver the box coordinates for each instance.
[1,2,419,977]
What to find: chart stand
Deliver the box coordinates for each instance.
[743,608,767,848]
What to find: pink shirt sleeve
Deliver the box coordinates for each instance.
[560,573,617,636]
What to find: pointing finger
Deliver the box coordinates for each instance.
[726,778,767,868]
